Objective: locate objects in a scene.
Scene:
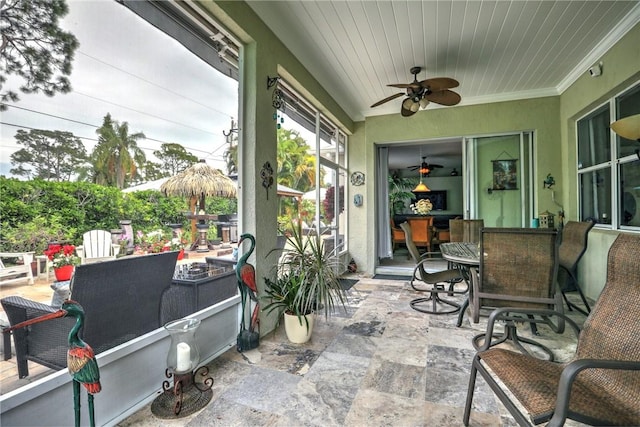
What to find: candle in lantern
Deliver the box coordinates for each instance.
[176,342,191,372]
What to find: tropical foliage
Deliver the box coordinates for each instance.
[0,177,235,253]
[92,113,146,189]
[263,221,346,324]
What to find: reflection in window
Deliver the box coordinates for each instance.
[577,82,639,230]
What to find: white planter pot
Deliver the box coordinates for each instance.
[284,312,314,343]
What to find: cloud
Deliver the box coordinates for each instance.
[0,0,238,177]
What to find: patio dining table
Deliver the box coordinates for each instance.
[440,242,479,327]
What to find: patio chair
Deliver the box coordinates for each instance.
[449,219,484,243]
[76,229,120,264]
[463,233,640,427]
[468,228,564,360]
[557,220,595,315]
[0,252,34,286]
[1,251,179,378]
[400,222,464,314]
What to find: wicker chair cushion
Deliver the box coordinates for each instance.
[480,348,639,425]
[478,233,640,425]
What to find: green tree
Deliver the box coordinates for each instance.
[153,143,198,176]
[133,160,167,185]
[0,0,79,111]
[276,128,318,192]
[223,139,238,175]
[92,113,146,189]
[9,129,87,181]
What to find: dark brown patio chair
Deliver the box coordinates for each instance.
[463,233,640,427]
[449,219,484,243]
[400,222,464,314]
[558,220,595,315]
[468,228,564,360]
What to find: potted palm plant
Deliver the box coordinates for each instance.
[263,221,347,343]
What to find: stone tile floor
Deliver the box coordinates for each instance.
[118,277,590,427]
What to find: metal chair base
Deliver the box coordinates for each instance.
[472,322,555,361]
[410,293,461,315]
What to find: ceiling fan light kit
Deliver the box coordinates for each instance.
[371,66,461,117]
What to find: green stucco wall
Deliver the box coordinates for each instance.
[559,22,640,300]
[351,97,561,275]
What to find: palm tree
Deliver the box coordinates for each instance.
[92,113,146,188]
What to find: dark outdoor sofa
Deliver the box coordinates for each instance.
[2,251,179,378]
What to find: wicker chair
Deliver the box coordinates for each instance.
[468,228,564,360]
[400,222,463,314]
[463,233,640,427]
[1,251,179,378]
[558,220,595,315]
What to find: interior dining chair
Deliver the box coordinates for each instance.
[400,222,464,315]
[468,227,564,361]
[557,220,595,315]
[463,233,640,427]
[390,218,406,253]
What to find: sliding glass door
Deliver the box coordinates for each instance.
[463,132,534,227]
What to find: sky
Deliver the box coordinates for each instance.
[0,0,239,178]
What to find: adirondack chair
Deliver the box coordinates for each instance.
[76,230,121,264]
[0,252,34,286]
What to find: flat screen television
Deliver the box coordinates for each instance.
[412,190,447,211]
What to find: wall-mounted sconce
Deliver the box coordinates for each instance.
[267,76,280,90]
[543,173,555,189]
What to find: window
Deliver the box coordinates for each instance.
[577,82,640,228]
[277,82,348,254]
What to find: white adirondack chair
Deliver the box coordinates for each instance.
[76,230,121,264]
[0,252,35,285]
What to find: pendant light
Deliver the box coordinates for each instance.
[412,147,430,192]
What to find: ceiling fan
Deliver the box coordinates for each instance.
[371,66,461,117]
[408,156,443,176]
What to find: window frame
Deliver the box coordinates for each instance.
[577,81,640,230]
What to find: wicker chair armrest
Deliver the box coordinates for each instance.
[481,306,582,352]
[547,359,640,427]
[1,296,56,323]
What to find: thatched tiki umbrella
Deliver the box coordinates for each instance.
[160,159,237,243]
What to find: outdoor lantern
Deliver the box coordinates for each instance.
[151,317,213,419]
[539,211,555,229]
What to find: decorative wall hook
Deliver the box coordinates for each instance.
[267,76,280,90]
[261,162,274,199]
[543,173,555,189]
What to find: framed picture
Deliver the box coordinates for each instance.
[492,159,518,190]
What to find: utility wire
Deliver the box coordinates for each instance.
[77,50,231,118]
[1,121,227,160]
[1,106,227,155]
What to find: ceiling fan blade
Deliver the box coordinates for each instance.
[388,83,421,90]
[370,92,404,108]
[425,90,461,106]
[429,164,444,168]
[419,77,459,91]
